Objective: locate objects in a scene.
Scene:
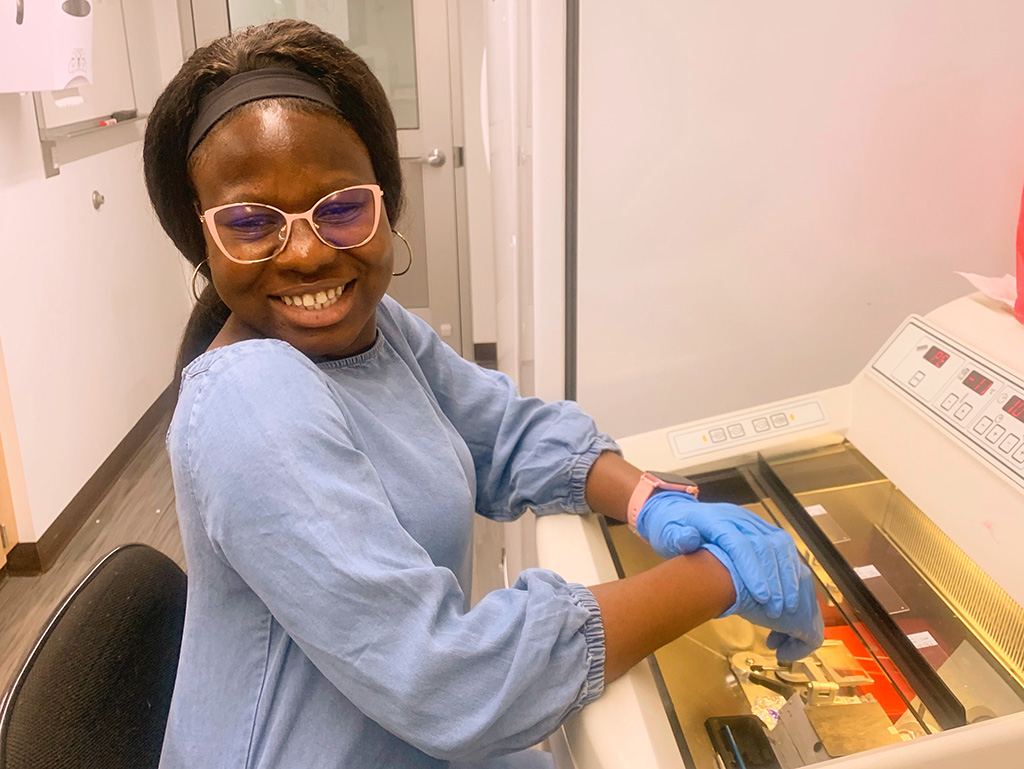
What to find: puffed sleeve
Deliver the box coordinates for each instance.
[379,298,621,521]
[177,341,605,761]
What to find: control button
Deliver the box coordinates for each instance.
[941,394,958,411]
[709,427,727,443]
[910,371,925,387]
[1014,444,1024,464]
[1001,435,1021,454]
[987,425,1005,444]
[974,416,994,435]
[771,413,789,428]
[954,403,973,420]
[753,417,770,433]
[727,423,745,438]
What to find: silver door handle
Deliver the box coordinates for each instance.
[402,149,446,168]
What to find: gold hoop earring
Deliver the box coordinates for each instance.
[190,259,218,307]
[392,230,413,277]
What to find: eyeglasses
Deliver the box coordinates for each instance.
[198,184,384,264]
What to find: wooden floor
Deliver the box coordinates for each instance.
[0,414,184,689]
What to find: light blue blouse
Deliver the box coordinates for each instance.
[160,296,617,768]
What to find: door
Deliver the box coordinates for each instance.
[186,0,469,354]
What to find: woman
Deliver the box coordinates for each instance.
[144,20,822,769]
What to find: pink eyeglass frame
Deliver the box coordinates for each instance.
[198,183,385,265]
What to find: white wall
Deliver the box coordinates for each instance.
[458,0,498,347]
[528,0,567,403]
[485,0,529,385]
[0,0,191,542]
[574,1,1024,440]
[481,0,568,403]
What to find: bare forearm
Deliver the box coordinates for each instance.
[589,549,735,683]
[583,451,642,522]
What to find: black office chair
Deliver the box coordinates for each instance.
[0,544,187,769]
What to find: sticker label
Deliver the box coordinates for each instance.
[806,504,828,517]
[908,631,938,649]
[854,564,882,580]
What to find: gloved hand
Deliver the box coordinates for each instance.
[635,491,802,618]
[705,542,825,663]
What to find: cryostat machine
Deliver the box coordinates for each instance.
[539,293,1024,769]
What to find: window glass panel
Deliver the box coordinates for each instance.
[226,0,419,129]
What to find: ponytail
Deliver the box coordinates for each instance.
[175,283,230,378]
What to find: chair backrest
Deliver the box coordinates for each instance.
[0,544,187,769]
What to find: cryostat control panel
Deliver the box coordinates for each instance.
[871,318,1024,487]
[667,398,828,459]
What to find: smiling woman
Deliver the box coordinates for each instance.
[140,17,820,769]
[190,105,394,361]
[143,22,404,374]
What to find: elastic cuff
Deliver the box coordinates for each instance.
[701,543,741,618]
[567,435,621,514]
[567,584,606,706]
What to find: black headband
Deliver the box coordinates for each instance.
[186,68,339,157]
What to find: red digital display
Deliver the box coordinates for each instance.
[963,371,993,396]
[924,346,950,368]
[1004,395,1024,424]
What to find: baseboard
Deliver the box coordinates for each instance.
[5,382,178,576]
[4,542,40,574]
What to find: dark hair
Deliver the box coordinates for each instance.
[143,19,403,376]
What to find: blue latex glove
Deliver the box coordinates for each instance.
[635,491,801,618]
[705,543,825,663]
